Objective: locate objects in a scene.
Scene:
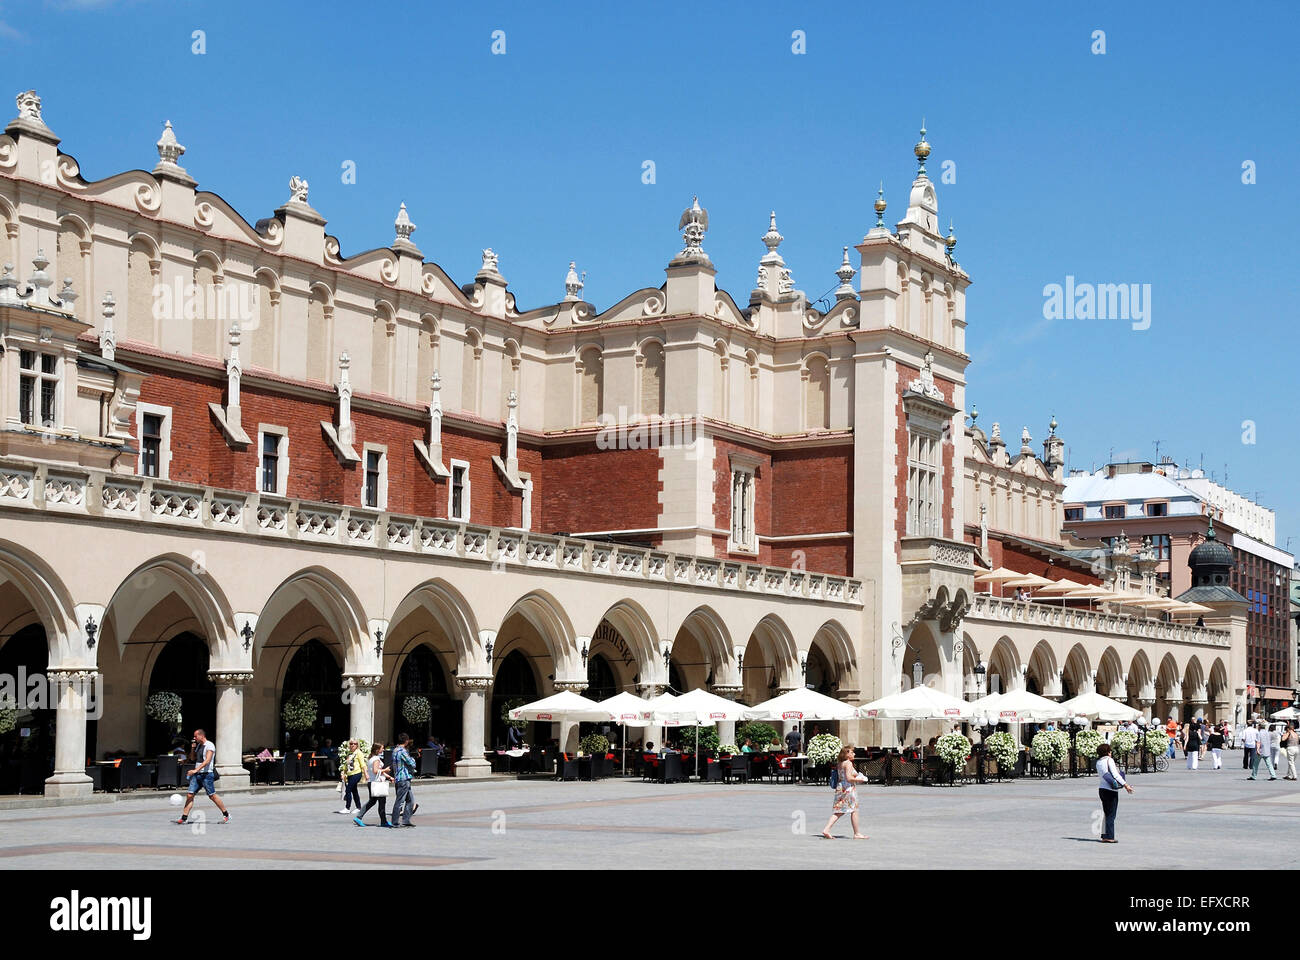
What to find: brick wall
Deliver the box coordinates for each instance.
[538,440,661,537]
[134,364,529,525]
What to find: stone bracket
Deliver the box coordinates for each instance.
[413,439,450,479]
[491,455,527,492]
[208,402,250,448]
[321,421,360,464]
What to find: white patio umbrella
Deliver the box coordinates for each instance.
[743,687,857,723]
[652,688,748,777]
[970,688,1068,723]
[1061,690,1141,722]
[597,691,655,775]
[856,685,975,720]
[1269,707,1299,721]
[508,690,610,723]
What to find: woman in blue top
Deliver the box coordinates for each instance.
[1095,742,1134,843]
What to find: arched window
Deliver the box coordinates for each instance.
[192,256,221,359]
[713,341,729,419]
[744,351,759,426]
[55,220,85,318]
[462,329,482,414]
[372,305,393,396]
[306,286,331,384]
[640,340,664,417]
[579,345,603,422]
[804,355,829,431]
[502,339,521,413]
[252,270,277,370]
[897,263,910,331]
[127,239,156,343]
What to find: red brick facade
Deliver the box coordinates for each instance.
[130,359,862,577]
[539,440,662,537]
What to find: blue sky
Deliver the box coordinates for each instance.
[4,0,1297,551]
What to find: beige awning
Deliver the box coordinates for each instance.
[1002,573,1056,589]
[1032,578,1090,596]
[974,567,1022,583]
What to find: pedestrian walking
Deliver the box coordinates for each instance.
[1184,721,1201,770]
[1249,722,1277,781]
[354,743,394,827]
[820,744,868,840]
[1206,725,1224,770]
[1281,723,1299,781]
[335,738,365,815]
[1242,721,1257,771]
[390,733,418,827]
[175,729,229,825]
[1095,742,1133,843]
[1269,723,1284,773]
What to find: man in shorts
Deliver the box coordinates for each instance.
[176,728,230,824]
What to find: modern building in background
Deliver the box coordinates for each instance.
[1064,459,1294,717]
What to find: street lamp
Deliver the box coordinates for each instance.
[974,660,987,697]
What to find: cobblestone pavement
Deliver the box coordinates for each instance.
[1,763,1297,869]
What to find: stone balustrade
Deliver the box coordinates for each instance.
[0,458,863,607]
[966,593,1230,648]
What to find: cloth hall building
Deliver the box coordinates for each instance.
[0,91,1247,796]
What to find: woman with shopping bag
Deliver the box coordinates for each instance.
[353,742,394,827]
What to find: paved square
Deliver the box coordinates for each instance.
[1,762,1296,870]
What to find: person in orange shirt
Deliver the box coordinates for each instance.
[1165,718,1180,759]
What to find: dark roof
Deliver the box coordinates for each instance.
[77,351,142,377]
[1175,584,1247,605]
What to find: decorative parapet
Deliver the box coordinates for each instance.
[0,457,863,608]
[966,593,1231,648]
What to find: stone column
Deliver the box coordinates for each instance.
[712,685,742,746]
[345,674,383,744]
[44,669,97,798]
[1137,698,1155,722]
[210,671,253,790]
[455,677,492,777]
[554,679,587,753]
[637,682,665,751]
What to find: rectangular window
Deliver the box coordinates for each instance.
[906,427,941,536]
[258,429,289,496]
[449,459,470,521]
[1064,506,1084,522]
[18,349,59,428]
[363,448,385,510]
[1150,534,1170,560]
[1104,504,1125,519]
[141,414,163,478]
[1146,501,1168,517]
[729,466,756,551]
[261,433,279,494]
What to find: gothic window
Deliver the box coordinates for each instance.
[193,257,221,359]
[258,428,288,495]
[363,447,386,510]
[906,425,941,536]
[729,465,756,552]
[252,270,277,370]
